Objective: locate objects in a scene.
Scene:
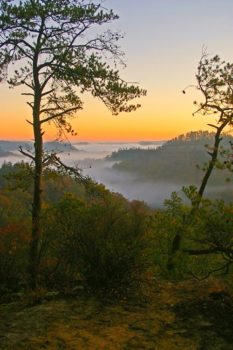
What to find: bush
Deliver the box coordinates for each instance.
[41,191,149,295]
[152,192,233,280]
[0,221,29,295]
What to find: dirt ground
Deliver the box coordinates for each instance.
[0,279,233,350]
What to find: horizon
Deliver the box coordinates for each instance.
[1,127,232,143]
[0,138,167,143]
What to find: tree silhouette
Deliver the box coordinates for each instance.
[167,54,233,270]
[0,0,146,288]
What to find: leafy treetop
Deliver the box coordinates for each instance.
[0,0,146,135]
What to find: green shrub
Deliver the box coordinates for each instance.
[152,192,233,280]
[41,192,149,295]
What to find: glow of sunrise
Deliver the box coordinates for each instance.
[0,0,232,142]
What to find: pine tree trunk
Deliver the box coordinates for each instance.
[29,90,42,289]
[28,21,44,289]
[167,120,229,270]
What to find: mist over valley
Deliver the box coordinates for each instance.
[1,132,232,207]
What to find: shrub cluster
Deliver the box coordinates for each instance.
[40,191,148,295]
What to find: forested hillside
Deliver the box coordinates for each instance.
[108,131,233,186]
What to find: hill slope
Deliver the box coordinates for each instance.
[108,131,233,186]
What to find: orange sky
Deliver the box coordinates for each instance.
[0,83,213,142]
[1,0,232,142]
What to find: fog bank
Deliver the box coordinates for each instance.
[1,141,232,207]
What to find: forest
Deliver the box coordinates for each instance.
[0,0,233,349]
[107,130,233,191]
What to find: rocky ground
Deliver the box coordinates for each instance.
[0,279,233,350]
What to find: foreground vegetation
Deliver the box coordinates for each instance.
[0,162,149,296]
[0,159,232,296]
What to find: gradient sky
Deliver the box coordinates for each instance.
[0,0,233,141]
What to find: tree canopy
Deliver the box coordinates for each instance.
[0,0,146,288]
[0,0,146,134]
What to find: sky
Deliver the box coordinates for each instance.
[0,0,233,141]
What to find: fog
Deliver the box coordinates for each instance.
[1,141,232,208]
[0,142,178,207]
[58,143,181,207]
[77,159,182,207]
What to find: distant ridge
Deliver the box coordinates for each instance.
[138,141,166,145]
[0,140,79,155]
